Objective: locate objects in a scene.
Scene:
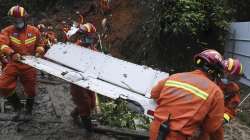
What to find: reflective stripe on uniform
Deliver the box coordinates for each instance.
[224,113,230,122]
[10,36,22,45]
[240,64,243,74]
[25,36,36,45]
[20,7,24,17]
[10,36,37,45]
[165,80,209,100]
[228,58,234,71]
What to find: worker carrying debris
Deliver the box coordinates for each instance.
[72,22,98,51]
[222,58,243,123]
[149,49,225,140]
[37,24,57,52]
[0,5,44,121]
[68,23,98,131]
[0,34,9,71]
[73,11,85,26]
[196,58,244,140]
[61,21,71,42]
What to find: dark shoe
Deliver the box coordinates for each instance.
[25,97,34,115]
[21,97,34,121]
[6,93,22,111]
[71,109,80,125]
[6,93,22,121]
[80,116,93,132]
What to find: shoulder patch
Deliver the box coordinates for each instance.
[27,33,33,37]
[12,32,19,37]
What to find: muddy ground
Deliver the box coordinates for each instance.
[0,76,122,140]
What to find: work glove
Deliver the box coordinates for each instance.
[11,53,22,62]
[0,45,14,56]
[35,46,45,57]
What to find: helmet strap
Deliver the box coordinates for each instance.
[14,18,27,31]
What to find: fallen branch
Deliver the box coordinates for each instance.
[37,79,63,85]
[64,125,149,138]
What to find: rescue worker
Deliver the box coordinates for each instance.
[74,23,98,50]
[0,34,8,71]
[46,26,57,48]
[61,21,70,42]
[196,58,243,140]
[150,49,225,140]
[38,24,57,52]
[0,5,44,121]
[74,11,85,26]
[69,23,97,131]
[221,58,243,123]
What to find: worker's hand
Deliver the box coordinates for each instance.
[35,47,45,57]
[35,52,42,57]
[11,53,22,62]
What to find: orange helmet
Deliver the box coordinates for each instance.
[223,58,243,77]
[8,5,28,18]
[79,23,96,33]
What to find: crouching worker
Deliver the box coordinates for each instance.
[150,49,225,140]
[68,23,97,131]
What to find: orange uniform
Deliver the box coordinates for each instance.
[43,31,57,52]
[70,33,97,120]
[196,82,240,140]
[70,85,96,117]
[0,34,8,70]
[0,25,44,97]
[221,82,240,120]
[150,70,224,140]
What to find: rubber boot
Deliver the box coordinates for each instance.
[6,93,22,121]
[70,108,81,126]
[23,97,34,121]
[80,116,92,132]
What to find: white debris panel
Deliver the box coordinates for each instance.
[21,43,169,116]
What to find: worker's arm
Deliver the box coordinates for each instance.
[35,29,45,57]
[202,89,224,140]
[150,77,168,100]
[0,29,13,56]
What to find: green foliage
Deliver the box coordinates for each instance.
[99,99,150,130]
[151,0,232,72]
[227,0,250,21]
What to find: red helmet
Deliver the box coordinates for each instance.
[223,58,243,77]
[194,49,224,77]
[194,49,223,66]
[8,5,28,18]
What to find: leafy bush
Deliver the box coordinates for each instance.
[152,0,232,71]
[98,99,150,130]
